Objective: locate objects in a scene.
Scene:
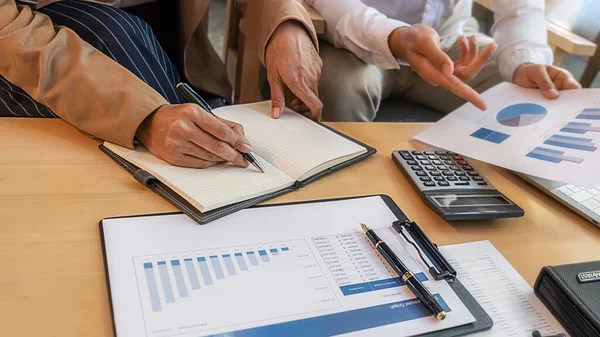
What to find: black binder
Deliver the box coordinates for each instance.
[100,195,492,337]
[99,123,376,225]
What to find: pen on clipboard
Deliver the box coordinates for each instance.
[176,83,264,173]
[361,223,447,320]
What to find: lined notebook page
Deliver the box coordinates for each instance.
[214,101,367,181]
[103,143,295,212]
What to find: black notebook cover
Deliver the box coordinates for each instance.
[99,123,376,224]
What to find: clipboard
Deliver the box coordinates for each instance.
[100,195,492,337]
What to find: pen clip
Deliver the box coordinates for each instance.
[393,220,457,282]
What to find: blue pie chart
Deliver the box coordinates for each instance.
[496,103,547,127]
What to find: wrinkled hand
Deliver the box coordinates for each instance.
[389,24,496,110]
[265,20,323,120]
[136,104,252,168]
[513,63,581,99]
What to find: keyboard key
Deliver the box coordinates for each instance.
[420,176,432,182]
[442,171,454,176]
[457,160,468,166]
[595,195,600,202]
[434,176,446,182]
[420,160,432,165]
[567,185,582,193]
[452,156,463,160]
[589,189,600,196]
[424,151,436,155]
[438,181,450,187]
[437,165,448,170]
[407,160,418,165]
[477,182,488,186]
[411,151,423,155]
[462,166,474,171]
[399,151,414,160]
[416,155,427,160]
[435,150,446,155]
[444,160,454,165]
[467,171,480,176]
[449,165,461,171]
[455,171,466,176]
[415,171,428,177]
[447,176,458,181]
[570,190,594,203]
[427,155,437,160]
[433,160,443,165]
[430,171,441,176]
[425,165,436,171]
[454,182,469,186]
[557,186,574,196]
[473,176,484,181]
[424,181,436,187]
[411,165,423,171]
[581,198,600,211]
[438,155,450,160]
[459,177,470,181]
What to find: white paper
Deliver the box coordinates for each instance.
[414,83,600,186]
[102,196,474,337]
[440,241,568,336]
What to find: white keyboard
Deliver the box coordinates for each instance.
[555,184,600,217]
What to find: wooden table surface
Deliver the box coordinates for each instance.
[1,119,599,337]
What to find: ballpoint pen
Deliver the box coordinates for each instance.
[360,223,447,320]
[176,82,264,173]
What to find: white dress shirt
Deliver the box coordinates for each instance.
[305,0,554,81]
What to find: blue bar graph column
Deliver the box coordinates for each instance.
[561,122,600,134]
[222,254,237,276]
[157,261,175,303]
[544,134,597,152]
[171,260,189,297]
[210,255,225,279]
[235,253,248,271]
[270,248,279,255]
[577,108,600,120]
[258,250,270,262]
[527,147,584,163]
[281,247,289,252]
[246,251,259,266]
[184,258,201,290]
[143,263,162,312]
[197,257,213,285]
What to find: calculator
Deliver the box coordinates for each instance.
[392,150,524,220]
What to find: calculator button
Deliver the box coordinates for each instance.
[447,151,458,156]
[420,160,432,165]
[437,165,448,170]
[447,176,458,181]
[399,151,414,160]
[425,165,436,171]
[455,171,466,176]
[449,165,461,171]
[411,165,423,171]
[442,171,454,176]
[438,155,450,160]
[438,181,450,187]
[454,182,469,186]
[462,166,474,171]
[407,160,418,165]
[432,160,443,165]
[429,171,441,176]
[420,176,432,181]
[452,156,463,161]
[459,176,470,181]
[415,171,428,177]
[472,176,484,181]
[415,155,427,160]
[424,181,436,187]
[444,160,454,165]
[457,160,468,166]
[477,182,488,186]
[424,151,436,155]
[467,171,480,177]
[434,176,446,182]
[411,150,423,155]
[435,150,446,155]
[427,155,437,160]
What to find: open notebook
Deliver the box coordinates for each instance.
[100,101,375,224]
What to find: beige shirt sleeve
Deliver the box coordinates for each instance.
[0,0,168,148]
[241,0,319,65]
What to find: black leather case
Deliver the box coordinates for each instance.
[534,261,600,337]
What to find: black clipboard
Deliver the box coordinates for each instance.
[100,195,492,337]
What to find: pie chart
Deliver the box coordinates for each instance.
[496,103,547,127]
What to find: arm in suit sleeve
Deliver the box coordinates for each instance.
[241,0,320,65]
[0,0,168,148]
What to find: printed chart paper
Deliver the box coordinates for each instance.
[414,83,600,186]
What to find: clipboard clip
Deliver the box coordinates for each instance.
[392,220,457,282]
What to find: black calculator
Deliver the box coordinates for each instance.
[392,150,524,220]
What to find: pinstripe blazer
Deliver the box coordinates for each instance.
[0,0,318,148]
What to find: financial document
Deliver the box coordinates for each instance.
[440,241,567,336]
[102,196,474,337]
[414,83,600,186]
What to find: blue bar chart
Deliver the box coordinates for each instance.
[544,134,597,152]
[137,242,298,312]
[470,127,510,144]
[561,122,600,134]
[577,108,600,120]
[526,147,584,164]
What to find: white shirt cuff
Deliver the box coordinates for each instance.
[365,18,410,70]
[497,47,554,82]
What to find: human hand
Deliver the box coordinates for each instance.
[453,35,497,81]
[135,104,252,168]
[388,24,493,110]
[513,63,581,99]
[265,20,323,120]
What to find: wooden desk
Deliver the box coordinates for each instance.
[1,119,599,336]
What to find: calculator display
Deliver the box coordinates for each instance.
[432,195,511,207]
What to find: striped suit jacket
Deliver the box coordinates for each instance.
[0,0,318,148]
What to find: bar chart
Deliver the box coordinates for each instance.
[526,147,584,164]
[470,127,511,144]
[134,239,340,336]
[313,228,427,296]
[577,108,600,120]
[561,122,600,134]
[544,134,597,152]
